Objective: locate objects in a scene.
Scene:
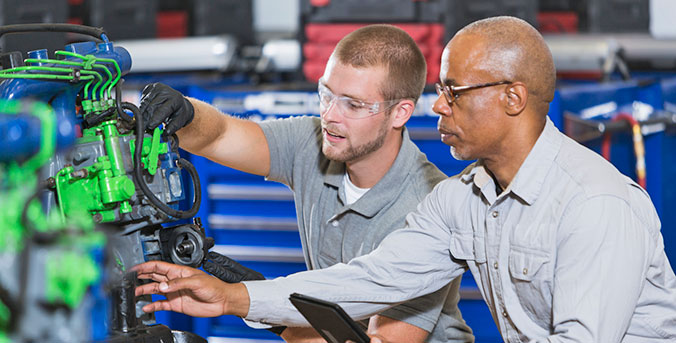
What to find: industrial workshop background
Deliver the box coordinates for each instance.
[0,0,674,342]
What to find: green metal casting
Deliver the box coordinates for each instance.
[55,122,168,223]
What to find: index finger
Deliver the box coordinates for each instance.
[135,280,165,297]
[131,261,177,277]
[132,260,205,279]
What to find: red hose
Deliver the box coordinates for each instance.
[601,112,646,189]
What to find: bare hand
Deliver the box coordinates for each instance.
[133,261,230,317]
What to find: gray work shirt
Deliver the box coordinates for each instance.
[245,117,676,342]
[258,116,473,342]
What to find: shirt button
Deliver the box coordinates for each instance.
[491,211,499,218]
[523,268,528,275]
[493,262,499,269]
[502,310,508,317]
[331,221,339,227]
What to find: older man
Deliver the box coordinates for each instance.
[135,17,676,342]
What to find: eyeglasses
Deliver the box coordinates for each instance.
[435,80,511,106]
[318,82,401,119]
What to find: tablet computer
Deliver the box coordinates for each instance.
[289,292,370,343]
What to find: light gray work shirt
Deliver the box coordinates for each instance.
[245,117,676,342]
[258,116,473,342]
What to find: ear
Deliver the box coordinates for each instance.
[504,82,528,116]
[390,99,415,129]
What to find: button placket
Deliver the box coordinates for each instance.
[487,203,511,336]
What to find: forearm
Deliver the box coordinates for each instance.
[243,229,463,325]
[176,97,230,155]
[367,315,428,343]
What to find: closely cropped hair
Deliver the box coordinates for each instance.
[460,16,556,104]
[334,24,427,103]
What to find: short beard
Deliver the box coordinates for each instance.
[450,146,470,161]
[323,119,389,163]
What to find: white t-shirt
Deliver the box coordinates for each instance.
[343,173,370,205]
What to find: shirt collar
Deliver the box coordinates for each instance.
[323,128,417,217]
[462,116,562,205]
[461,162,499,204]
[508,117,562,204]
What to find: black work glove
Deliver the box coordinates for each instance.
[203,252,287,336]
[139,82,194,136]
[203,251,265,283]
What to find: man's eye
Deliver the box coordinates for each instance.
[347,100,365,109]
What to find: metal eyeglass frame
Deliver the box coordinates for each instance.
[317,82,401,119]
[435,80,512,106]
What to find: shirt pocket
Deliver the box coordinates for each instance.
[508,246,553,325]
[450,229,486,263]
[508,246,550,281]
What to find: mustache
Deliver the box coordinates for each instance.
[437,124,455,135]
[322,122,345,136]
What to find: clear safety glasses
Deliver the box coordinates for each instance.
[317,82,401,119]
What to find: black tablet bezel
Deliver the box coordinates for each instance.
[289,292,370,343]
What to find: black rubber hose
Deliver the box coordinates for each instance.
[0,23,105,41]
[123,102,201,219]
[114,80,134,130]
[82,108,116,129]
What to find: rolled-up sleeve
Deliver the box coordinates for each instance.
[244,182,467,326]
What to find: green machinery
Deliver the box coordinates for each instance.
[0,24,209,342]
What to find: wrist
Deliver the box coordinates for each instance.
[223,282,250,317]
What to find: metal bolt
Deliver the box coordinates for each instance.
[176,241,195,256]
[93,213,103,223]
[45,177,56,188]
[70,169,88,179]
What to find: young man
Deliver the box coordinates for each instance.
[138,25,472,343]
[135,17,676,342]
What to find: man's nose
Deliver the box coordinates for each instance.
[321,98,341,121]
[432,94,451,117]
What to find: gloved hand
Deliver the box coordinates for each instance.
[203,251,265,283]
[139,82,194,136]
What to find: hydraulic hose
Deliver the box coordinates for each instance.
[122,102,201,219]
[0,24,106,42]
[114,81,134,126]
